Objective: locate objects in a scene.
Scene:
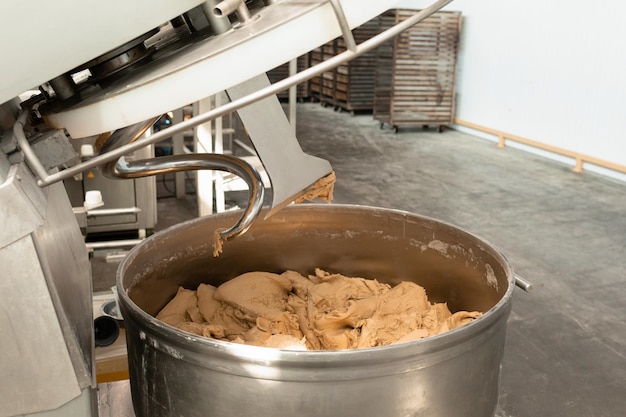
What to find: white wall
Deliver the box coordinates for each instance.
[396,0,626,180]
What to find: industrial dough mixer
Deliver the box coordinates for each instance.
[1,1,533,416]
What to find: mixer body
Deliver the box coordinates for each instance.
[118,205,514,417]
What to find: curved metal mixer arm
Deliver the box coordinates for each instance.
[107,153,265,242]
[97,117,265,244]
[15,108,265,246]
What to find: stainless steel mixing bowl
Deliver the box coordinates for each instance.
[117,204,515,417]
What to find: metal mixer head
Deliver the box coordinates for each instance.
[226,74,334,217]
[13,0,454,243]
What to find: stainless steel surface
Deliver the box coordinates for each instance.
[98,381,136,417]
[226,74,333,217]
[99,120,265,242]
[29,129,78,171]
[329,0,357,51]
[0,163,46,249]
[214,0,253,23]
[213,0,243,16]
[208,0,330,216]
[33,182,95,390]
[514,274,534,292]
[118,204,515,417]
[87,207,142,217]
[0,165,97,416]
[86,239,144,250]
[88,117,158,233]
[0,150,9,180]
[36,1,453,187]
[99,118,160,163]
[14,110,50,181]
[201,0,232,34]
[63,132,157,235]
[13,111,78,175]
[80,169,139,229]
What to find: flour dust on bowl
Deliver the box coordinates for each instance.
[117,204,516,417]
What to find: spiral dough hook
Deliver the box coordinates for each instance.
[98,117,265,255]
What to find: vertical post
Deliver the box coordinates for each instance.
[172,108,186,198]
[573,157,584,173]
[194,98,214,216]
[288,58,297,134]
[214,93,226,213]
[328,0,357,52]
[497,134,505,148]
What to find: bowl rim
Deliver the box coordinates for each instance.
[117,203,516,363]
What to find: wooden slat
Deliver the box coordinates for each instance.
[95,328,129,383]
[374,9,462,128]
[267,54,310,99]
[307,18,381,111]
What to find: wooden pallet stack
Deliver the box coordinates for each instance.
[309,18,380,112]
[266,54,310,101]
[308,41,336,105]
[373,9,462,132]
[333,18,380,113]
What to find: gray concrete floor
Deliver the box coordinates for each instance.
[94,102,626,416]
[295,104,626,417]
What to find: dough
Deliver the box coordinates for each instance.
[293,171,336,203]
[212,172,336,257]
[156,269,482,350]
